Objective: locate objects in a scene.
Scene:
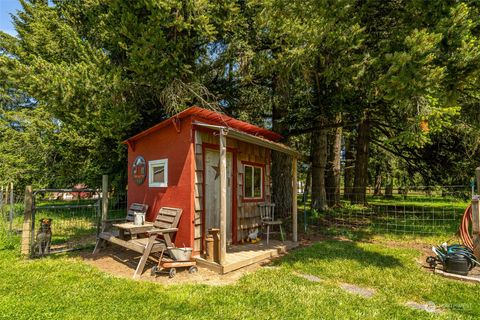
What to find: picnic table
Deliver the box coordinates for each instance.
[112,221,154,240]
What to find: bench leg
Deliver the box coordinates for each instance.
[133,235,157,279]
[266,224,270,245]
[93,238,103,254]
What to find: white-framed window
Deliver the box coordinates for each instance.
[148,159,168,187]
[243,164,263,199]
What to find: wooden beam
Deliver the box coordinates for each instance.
[101,175,109,231]
[476,167,480,194]
[292,157,298,243]
[219,129,227,265]
[21,186,33,256]
[472,196,480,257]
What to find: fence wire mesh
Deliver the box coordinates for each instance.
[30,190,102,256]
[309,185,469,239]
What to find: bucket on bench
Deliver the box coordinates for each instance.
[133,211,146,225]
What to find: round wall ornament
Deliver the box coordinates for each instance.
[132,156,147,185]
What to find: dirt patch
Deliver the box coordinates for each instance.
[79,247,274,286]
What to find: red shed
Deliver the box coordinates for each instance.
[124,106,299,270]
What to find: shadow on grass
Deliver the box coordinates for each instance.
[279,239,403,269]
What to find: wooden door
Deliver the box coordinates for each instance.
[205,149,233,243]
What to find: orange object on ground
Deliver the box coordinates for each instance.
[460,204,474,250]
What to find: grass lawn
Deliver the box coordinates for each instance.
[1,225,479,319]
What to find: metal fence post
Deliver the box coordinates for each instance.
[9,182,14,232]
[101,175,109,231]
[21,186,33,256]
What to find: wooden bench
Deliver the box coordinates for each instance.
[93,207,183,278]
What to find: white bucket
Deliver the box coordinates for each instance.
[133,212,145,225]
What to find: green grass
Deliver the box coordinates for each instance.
[1,226,479,319]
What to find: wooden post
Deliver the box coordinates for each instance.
[219,129,227,265]
[476,167,480,194]
[292,157,298,243]
[21,186,33,256]
[9,182,14,232]
[0,186,3,216]
[102,175,109,230]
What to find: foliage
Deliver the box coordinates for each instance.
[0,0,479,193]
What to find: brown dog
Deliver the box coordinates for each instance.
[35,218,52,256]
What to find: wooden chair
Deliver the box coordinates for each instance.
[258,203,284,245]
[94,207,183,279]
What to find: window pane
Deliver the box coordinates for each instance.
[153,165,165,183]
[254,167,262,198]
[244,166,253,198]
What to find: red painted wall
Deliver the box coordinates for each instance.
[127,118,194,248]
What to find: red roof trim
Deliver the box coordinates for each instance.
[123,106,283,144]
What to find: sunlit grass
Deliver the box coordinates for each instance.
[0,230,479,319]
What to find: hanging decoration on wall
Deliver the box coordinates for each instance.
[132,156,147,185]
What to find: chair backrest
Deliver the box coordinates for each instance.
[258,203,275,222]
[126,203,149,222]
[154,207,183,229]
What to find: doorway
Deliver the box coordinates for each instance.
[204,149,233,243]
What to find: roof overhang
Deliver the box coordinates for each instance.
[193,121,301,158]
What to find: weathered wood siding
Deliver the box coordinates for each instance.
[194,130,271,246]
[235,139,271,241]
[193,131,203,252]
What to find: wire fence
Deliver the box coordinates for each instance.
[0,192,24,233]
[0,184,130,257]
[29,189,101,256]
[1,183,471,253]
[308,185,470,239]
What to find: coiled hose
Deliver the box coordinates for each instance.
[460,204,474,249]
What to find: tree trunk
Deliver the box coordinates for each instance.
[384,173,393,198]
[373,174,382,196]
[326,118,342,207]
[343,133,355,200]
[271,151,293,218]
[304,164,311,203]
[352,113,370,205]
[270,76,292,219]
[311,127,328,211]
[373,163,382,196]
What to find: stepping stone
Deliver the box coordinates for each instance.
[340,283,375,298]
[294,272,322,282]
[405,301,441,314]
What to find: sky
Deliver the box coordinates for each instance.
[0,0,22,36]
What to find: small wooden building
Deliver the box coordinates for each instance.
[124,106,299,266]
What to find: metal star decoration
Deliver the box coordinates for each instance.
[211,161,220,180]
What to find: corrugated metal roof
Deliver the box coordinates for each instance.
[124,106,284,143]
